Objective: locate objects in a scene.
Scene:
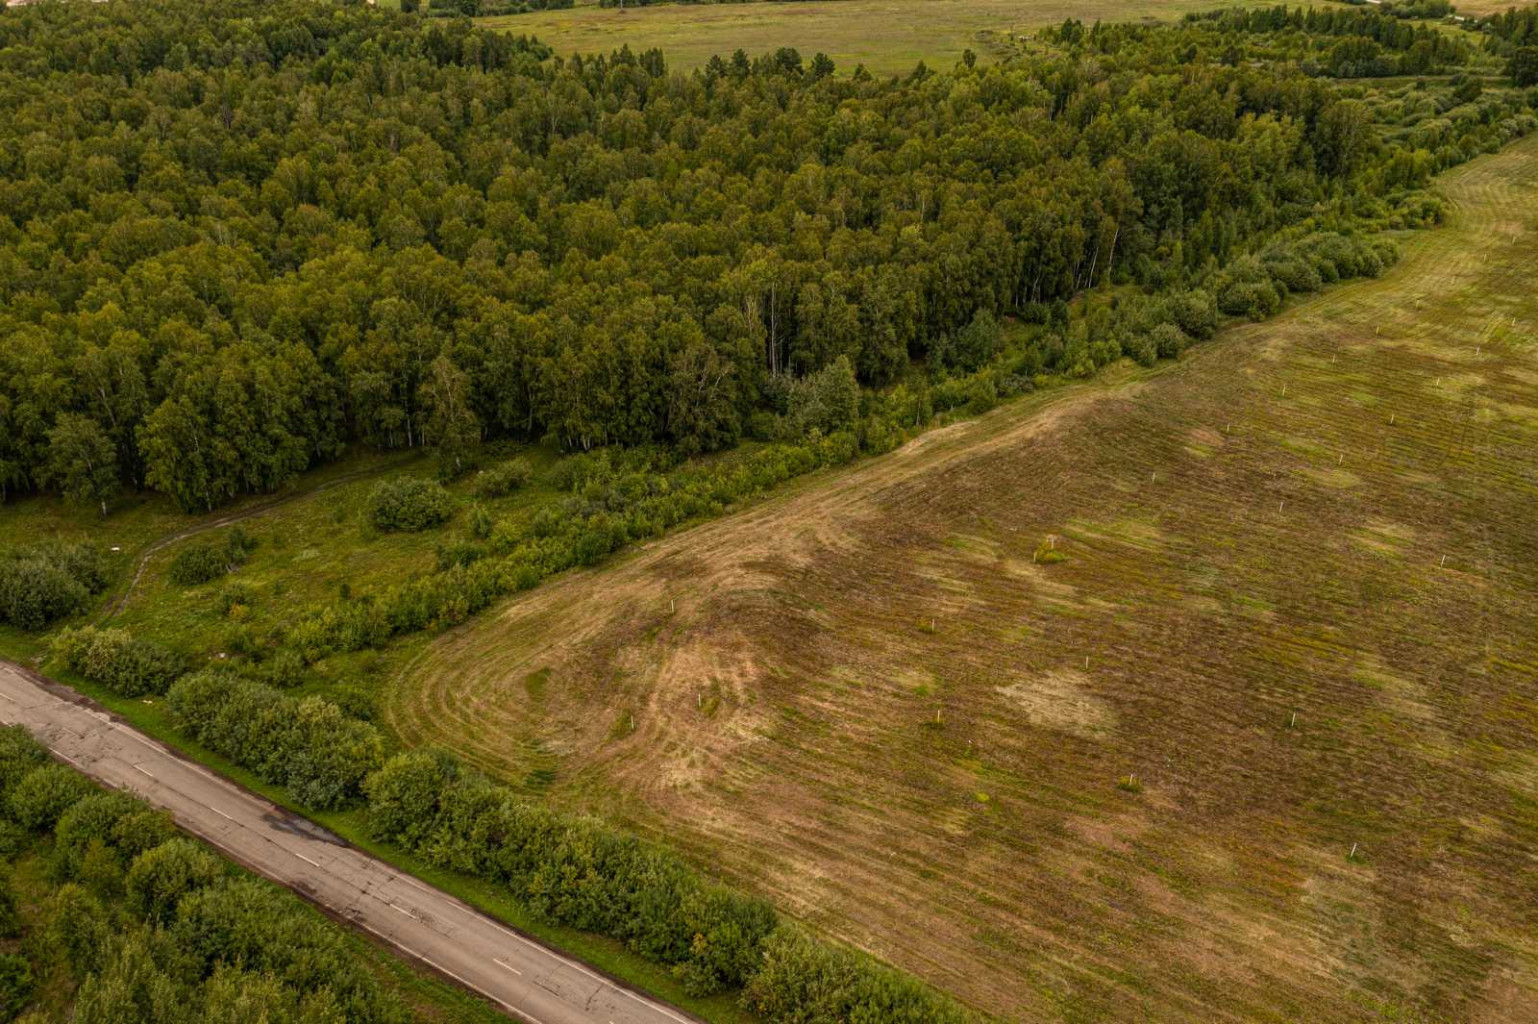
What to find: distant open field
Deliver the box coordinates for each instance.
[390,136,1538,1022]
[485,0,1538,75]
[484,0,1270,75]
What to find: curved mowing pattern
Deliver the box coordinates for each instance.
[389,138,1538,1023]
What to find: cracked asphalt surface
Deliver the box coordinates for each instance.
[0,660,699,1024]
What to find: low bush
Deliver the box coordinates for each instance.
[367,477,455,532]
[0,727,49,804]
[0,542,108,631]
[55,626,185,698]
[473,458,533,498]
[125,838,224,923]
[742,925,972,1024]
[168,528,256,586]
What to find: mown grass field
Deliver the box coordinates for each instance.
[390,136,1538,1022]
[483,0,1274,75]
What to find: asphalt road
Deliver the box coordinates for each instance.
[0,660,699,1024]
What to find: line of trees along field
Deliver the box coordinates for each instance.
[2,0,1532,513]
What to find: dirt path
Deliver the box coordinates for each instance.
[389,138,1538,1022]
[99,456,417,621]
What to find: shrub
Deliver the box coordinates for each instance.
[171,879,405,1022]
[367,477,454,532]
[1218,279,1282,320]
[741,925,973,1024]
[56,626,184,698]
[473,458,533,498]
[1167,289,1218,340]
[168,530,255,586]
[125,839,224,923]
[0,542,107,631]
[1150,323,1188,360]
[51,793,146,881]
[8,765,96,833]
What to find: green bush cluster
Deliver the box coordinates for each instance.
[1213,232,1396,319]
[361,751,971,1018]
[165,672,386,809]
[0,726,406,1024]
[56,626,185,698]
[367,477,455,533]
[472,458,533,498]
[742,926,972,1024]
[167,528,256,586]
[0,541,107,631]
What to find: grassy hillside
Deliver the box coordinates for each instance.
[389,136,1538,1022]
[483,0,1273,75]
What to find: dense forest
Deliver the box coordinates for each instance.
[2,0,1532,514]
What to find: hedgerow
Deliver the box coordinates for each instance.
[361,750,973,1018]
[165,672,385,810]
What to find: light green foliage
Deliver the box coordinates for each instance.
[55,626,184,698]
[125,839,224,923]
[7,766,97,833]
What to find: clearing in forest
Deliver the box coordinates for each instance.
[389,138,1538,1021]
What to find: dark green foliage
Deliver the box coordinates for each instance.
[165,672,385,809]
[51,793,159,882]
[7,765,97,833]
[0,876,17,940]
[12,759,408,1024]
[367,478,455,533]
[0,542,107,631]
[55,626,185,698]
[172,880,408,1023]
[0,954,32,1024]
[1509,48,1538,88]
[167,530,255,586]
[1,0,1525,515]
[473,458,533,498]
[47,885,110,978]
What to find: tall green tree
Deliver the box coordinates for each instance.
[44,414,119,517]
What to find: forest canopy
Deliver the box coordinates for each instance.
[0,0,1532,512]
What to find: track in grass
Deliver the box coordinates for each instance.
[389,137,1538,1022]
